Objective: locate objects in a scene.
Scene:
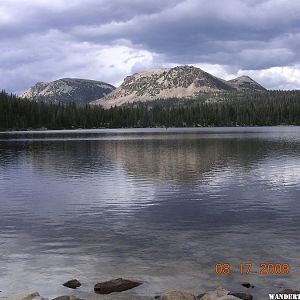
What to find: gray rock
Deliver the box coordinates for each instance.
[228,292,253,300]
[52,296,81,300]
[241,283,253,289]
[62,279,81,289]
[217,297,240,300]
[94,278,142,294]
[160,291,196,300]
[0,292,48,300]
[276,289,300,294]
[199,287,229,299]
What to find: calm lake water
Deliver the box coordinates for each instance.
[0,127,300,299]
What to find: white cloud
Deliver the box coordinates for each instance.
[244,66,300,90]
[193,63,300,90]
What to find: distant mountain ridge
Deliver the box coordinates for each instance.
[21,66,266,107]
[228,75,266,91]
[21,78,115,104]
[91,66,266,108]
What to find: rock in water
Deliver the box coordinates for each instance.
[276,289,300,294]
[199,287,230,299]
[0,292,47,300]
[52,297,81,300]
[228,292,253,300]
[241,283,253,289]
[94,278,142,294]
[217,297,241,300]
[62,279,81,289]
[160,291,195,300]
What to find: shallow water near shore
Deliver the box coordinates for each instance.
[0,127,300,299]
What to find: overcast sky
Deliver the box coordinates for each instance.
[1,0,300,94]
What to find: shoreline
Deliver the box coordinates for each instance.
[0,285,298,300]
[0,125,298,134]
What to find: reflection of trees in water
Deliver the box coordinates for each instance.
[0,137,299,182]
[0,141,115,178]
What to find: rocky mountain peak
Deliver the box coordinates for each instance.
[91,65,240,108]
[21,78,115,104]
[228,75,266,91]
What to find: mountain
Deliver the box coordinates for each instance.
[21,78,115,104]
[91,66,266,108]
[227,75,266,91]
[91,66,235,108]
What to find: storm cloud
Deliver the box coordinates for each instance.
[1,0,300,93]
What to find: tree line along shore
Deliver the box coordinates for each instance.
[1,90,300,130]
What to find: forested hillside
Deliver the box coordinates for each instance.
[1,90,300,130]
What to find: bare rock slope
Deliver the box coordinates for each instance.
[21,78,115,104]
[227,75,266,91]
[91,66,266,108]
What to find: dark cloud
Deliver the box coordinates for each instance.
[72,0,300,69]
[1,0,300,93]
[0,0,182,39]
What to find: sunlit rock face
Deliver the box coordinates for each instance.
[91,66,265,108]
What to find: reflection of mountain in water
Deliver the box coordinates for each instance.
[1,133,299,183]
[101,137,300,183]
[108,139,229,182]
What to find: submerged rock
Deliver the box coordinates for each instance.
[62,279,81,289]
[160,291,195,300]
[199,287,229,299]
[217,296,240,300]
[52,297,81,300]
[241,283,253,289]
[94,278,142,294]
[276,289,300,294]
[228,292,253,300]
[0,292,48,300]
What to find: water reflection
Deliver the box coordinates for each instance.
[1,133,299,184]
[0,128,299,299]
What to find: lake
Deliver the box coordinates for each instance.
[0,127,300,299]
